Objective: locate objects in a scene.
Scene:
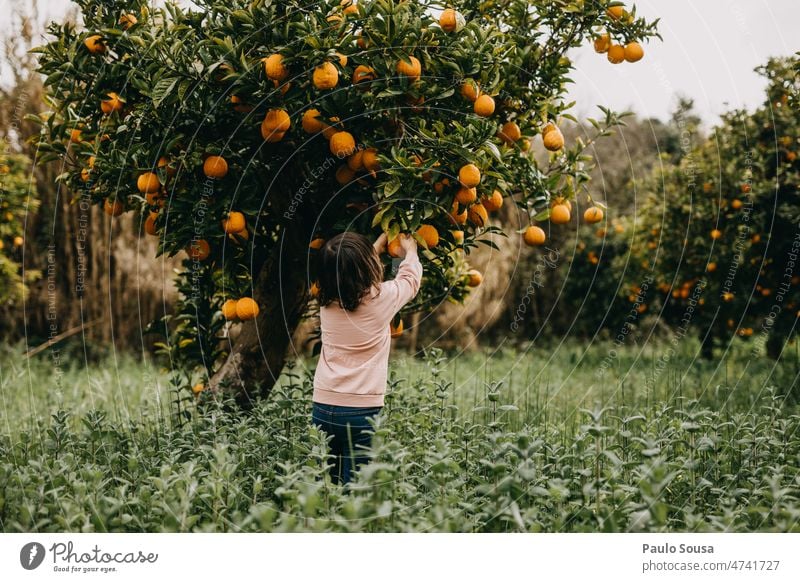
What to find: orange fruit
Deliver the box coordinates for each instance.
[450,200,468,225]
[158,156,176,178]
[187,239,211,261]
[347,150,364,171]
[594,33,611,53]
[104,198,124,217]
[433,178,448,194]
[451,230,464,244]
[100,92,123,114]
[388,236,404,258]
[69,128,82,143]
[310,281,320,298]
[722,292,734,302]
[390,319,404,338]
[264,54,288,81]
[482,190,503,212]
[264,131,286,143]
[341,0,358,16]
[456,186,477,205]
[335,52,348,67]
[584,206,604,224]
[362,148,380,172]
[222,211,246,234]
[416,224,440,248]
[335,164,355,184]
[80,167,91,182]
[309,237,325,250]
[440,8,458,32]
[84,35,105,54]
[550,204,571,224]
[543,125,564,151]
[741,183,751,194]
[313,62,339,89]
[137,172,161,194]
[145,191,163,206]
[466,269,482,287]
[203,155,228,179]
[271,78,291,95]
[607,44,625,64]
[468,203,489,227]
[236,297,260,320]
[119,13,137,30]
[222,299,239,320]
[302,109,325,133]
[329,131,356,157]
[230,95,253,113]
[396,56,422,81]
[607,6,625,20]
[473,94,495,117]
[552,197,572,211]
[731,199,743,209]
[262,108,291,134]
[352,65,376,85]
[191,383,205,395]
[523,225,546,246]
[144,212,158,236]
[498,121,522,145]
[229,229,250,244]
[458,163,481,188]
[624,42,644,63]
[710,229,722,240]
[461,79,480,102]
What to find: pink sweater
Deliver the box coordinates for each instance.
[313,250,423,407]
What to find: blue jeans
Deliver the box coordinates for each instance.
[312,403,382,485]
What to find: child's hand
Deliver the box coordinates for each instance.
[373,232,388,254]
[399,233,418,255]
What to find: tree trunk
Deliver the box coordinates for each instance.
[210,221,312,407]
[766,331,786,360]
[700,330,714,360]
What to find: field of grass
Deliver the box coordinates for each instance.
[1,339,799,532]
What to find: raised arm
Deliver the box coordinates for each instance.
[389,235,423,312]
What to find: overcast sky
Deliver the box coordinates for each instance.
[2,0,798,126]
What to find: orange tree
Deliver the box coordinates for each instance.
[626,56,800,359]
[0,148,39,311]
[34,0,658,405]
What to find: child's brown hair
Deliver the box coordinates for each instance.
[316,232,383,311]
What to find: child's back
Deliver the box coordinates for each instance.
[314,247,421,407]
[312,231,422,484]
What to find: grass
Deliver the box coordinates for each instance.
[0,339,798,532]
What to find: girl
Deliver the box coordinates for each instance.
[313,231,422,484]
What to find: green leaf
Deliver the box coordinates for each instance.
[151,77,180,108]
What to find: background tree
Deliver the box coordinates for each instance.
[624,56,800,360]
[0,0,175,355]
[0,148,39,310]
[34,0,659,405]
